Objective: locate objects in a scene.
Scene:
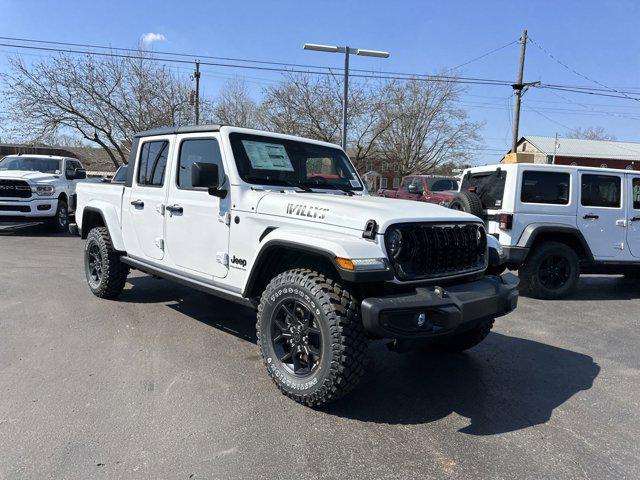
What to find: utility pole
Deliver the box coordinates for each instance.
[511,29,528,153]
[552,132,559,164]
[194,61,201,125]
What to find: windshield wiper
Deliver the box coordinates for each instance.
[244,176,313,192]
[301,178,354,196]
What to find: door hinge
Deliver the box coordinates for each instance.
[614,242,624,250]
[156,204,165,216]
[155,238,165,251]
[218,212,231,226]
[216,252,229,266]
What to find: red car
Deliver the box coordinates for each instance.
[378,175,459,206]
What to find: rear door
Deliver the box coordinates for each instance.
[126,137,171,261]
[577,171,626,259]
[627,174,640,258]
[164,134,230,278]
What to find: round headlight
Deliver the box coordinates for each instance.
[387,229,403,258]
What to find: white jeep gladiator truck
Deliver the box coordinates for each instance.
[0,154,86,231]
[73,125,518,406]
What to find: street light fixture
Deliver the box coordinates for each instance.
[303,43,390,150]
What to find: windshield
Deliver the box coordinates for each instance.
[229,133,363,191]
[427,178,459,192]
[0,156,62,174]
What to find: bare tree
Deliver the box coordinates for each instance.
[566,126,616,141]
[2,51,195,167]
[375,78,481,176]
[258,73,386,167]
[212,79,260,128]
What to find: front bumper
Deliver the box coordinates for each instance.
[361,273,519,339]
[0,198,58,219]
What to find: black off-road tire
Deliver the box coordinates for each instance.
[448,190,483,217]
[519,241,579,299]
[256,269,367,407]
[50,198,69,232]
[84,227,129,299]
[433,318,494,353]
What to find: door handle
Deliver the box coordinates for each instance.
[631,216,640,222]
[166,204,183,215]
[130,199,144,208]
[583,214,599,220]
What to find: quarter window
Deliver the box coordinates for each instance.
[137,141,169,187]
[581,174,621,208]
[521,171,570,205]
[177,138,224,190]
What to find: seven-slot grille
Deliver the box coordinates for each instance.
[385,222,487,281]
[0,179,31,199]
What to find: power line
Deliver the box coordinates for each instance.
[450,40,518,70]
[0,41,520,88]
[528,36,640,103]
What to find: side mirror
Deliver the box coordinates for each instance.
[407,184,418,194]
[191,162,226,198]
[74,168,87,180]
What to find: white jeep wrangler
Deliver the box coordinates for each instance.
[451,162,640,299]
[0,154,86,231]
[73,125,518,406]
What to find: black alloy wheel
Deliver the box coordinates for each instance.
[537,254,571,290]
[270,298,323,377]
[86,242,103,289]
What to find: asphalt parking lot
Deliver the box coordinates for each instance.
[1,227,639,479]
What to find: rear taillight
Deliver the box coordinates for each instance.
[499,213,513,230]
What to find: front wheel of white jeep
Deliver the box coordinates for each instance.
[256,269,367,407]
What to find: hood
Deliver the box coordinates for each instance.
[255,191,480,233]
[0,170,60,183]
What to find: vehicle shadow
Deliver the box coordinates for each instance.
[323,334,599,434]
[122,276,599,434]
[122,275,257,342]
[560,275,640,301]
[0,223,74,237]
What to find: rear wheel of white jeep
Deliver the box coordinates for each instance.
[519,241,579,299]
[84,227,129,299]
[256,269,367,407]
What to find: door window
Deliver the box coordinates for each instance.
[410,178,424,194]
[633,178,640,209]
[137,140,169,187]
[177,138,224,190]
[65,160,81,179]
[399,177,412,192]
[581,174,621,208]
[521,171,570,205]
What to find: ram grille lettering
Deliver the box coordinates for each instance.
[286,203,329,219]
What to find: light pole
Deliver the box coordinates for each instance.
[303,43,389,150]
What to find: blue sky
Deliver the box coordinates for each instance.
[1,0,639,165]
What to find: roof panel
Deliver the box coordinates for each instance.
[524,135,640,161]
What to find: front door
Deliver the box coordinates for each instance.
[627,175,640,258]
[127,138,170,261]
[164,135,230,278]
[577,171,626,259]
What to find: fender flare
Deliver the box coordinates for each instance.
[517,223,594,261]
[80,203,126,251]
[242,231,393,297]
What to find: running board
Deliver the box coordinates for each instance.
[119,256,256,309]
